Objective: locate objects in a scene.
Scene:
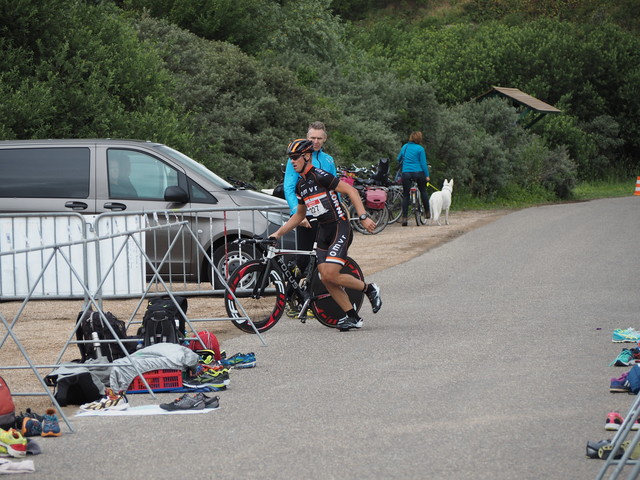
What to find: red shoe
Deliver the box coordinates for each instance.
[605,411,640,431]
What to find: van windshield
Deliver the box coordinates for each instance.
[154,145,235,190]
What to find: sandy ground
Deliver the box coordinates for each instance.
[0,209,510,411]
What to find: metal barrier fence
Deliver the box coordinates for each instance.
[0,204,290,431]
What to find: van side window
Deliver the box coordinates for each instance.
[0,147,90,198]
[189,181,218,204]
[108,149,179,200]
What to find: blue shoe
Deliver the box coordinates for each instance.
[612,328,640,343]
[41,409,61,437]
[219,352,256,369]
[610,372,631,393]
[610,349,634,366]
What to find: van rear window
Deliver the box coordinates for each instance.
[0,147,90,198]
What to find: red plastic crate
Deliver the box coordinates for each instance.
[127,369,183,393]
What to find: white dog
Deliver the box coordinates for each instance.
[429,179,453,226]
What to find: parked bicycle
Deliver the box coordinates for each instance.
[224,237,365,333]
[408,179,428,226]
[338,166,389,235]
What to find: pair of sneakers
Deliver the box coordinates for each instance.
[18,408,60,437]
[80,388,129,411]
[338,283,382,331]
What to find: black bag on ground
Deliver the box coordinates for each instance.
[139,295,187,347]
[53,372,102,406]
[76,308,128,362]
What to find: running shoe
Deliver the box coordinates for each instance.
[183,369,230,389]
[41,408,61,437]
[186,392,220,409]
[610,373,631,393]
[365,283,382,313]
[605,412,624,431]
[612,328,640,343]
[160,393,205,411]
[80,388,129,411]
[586,439,612,458]
[20,417,42,437]
[219,352,256,369]
[0,429,27,457]
[604,411,640,431]
[610,349,634,366]
[337,315,363,331]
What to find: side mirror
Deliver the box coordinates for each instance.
[164,186,189,203]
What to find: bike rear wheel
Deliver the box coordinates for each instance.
[309,257,365,328]
[224,260,287,334]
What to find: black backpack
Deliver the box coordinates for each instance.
[76,308,128,362]
[139,295,187,347]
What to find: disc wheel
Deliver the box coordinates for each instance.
[224,260,286,333]
[309,257,365,328]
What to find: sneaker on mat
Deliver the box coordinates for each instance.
[337,315,363,331]
[365,283,382,313]
[80,388,129,412]
[20,417,42,437]
[189,392,220,409]
[605,411,640,431]
[41,408,62,437]
[0,429,27,457]
[610,349,634,366]
[220,352,256,369]
[160,393,205,411]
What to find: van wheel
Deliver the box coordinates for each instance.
[211,245,255,289]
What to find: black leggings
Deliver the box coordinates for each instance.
[401,171,429,217]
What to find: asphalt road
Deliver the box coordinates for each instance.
[28,196,640,479]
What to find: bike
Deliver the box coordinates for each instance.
[385,184,403,224]
[224,238,365,333]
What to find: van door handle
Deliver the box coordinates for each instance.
[103,202,127,211]
[64,201,88,211]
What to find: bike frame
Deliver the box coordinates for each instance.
[251,244,332,323]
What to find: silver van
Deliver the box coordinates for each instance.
[0,139,289,286]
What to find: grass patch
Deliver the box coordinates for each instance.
[451,179,635,211]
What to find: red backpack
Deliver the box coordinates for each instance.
[188,331,222,361]
[0,376,16,430]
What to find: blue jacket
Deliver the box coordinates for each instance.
[284,149,336,216]
[397,142,429,177]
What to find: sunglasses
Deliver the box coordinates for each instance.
[289,152,308,160]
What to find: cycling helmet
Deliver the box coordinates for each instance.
[287,139,313,157]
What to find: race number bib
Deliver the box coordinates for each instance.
[305,195,328,217]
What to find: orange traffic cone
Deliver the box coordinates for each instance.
[635,177,640,196]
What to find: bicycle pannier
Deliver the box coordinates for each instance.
[365,188,387,209]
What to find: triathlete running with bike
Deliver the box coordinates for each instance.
[269,139,382,331]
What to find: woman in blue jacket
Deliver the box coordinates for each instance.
[396,131,430,226]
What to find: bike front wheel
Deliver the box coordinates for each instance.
[224,260,287,334]
[413,191,428,226]
[309,257,365,328]
[349,203,389,235]
[386,186,403,224]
